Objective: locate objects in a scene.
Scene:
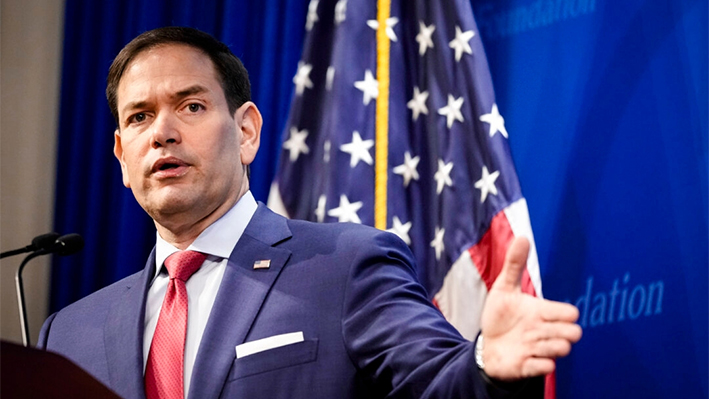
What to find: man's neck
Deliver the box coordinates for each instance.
[154,188,248,250]
[154,226,202,251]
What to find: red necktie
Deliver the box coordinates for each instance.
[145,250,207,399]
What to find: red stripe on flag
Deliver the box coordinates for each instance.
[545,370,556,398]
[468,211,536,296]
[520,264,537,296]
[468,212,511,291]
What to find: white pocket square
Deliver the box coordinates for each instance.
[235,331,304,359]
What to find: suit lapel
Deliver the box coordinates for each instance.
[104,248,156,399]
[188,205,292,399]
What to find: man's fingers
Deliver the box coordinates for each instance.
[531,338,574,358]
[521,358,556,378]
[540,300,580,323]
[528,321,583,343]
[493,237,530,292]
[548,322,583,343]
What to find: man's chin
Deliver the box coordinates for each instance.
[140,195,198,221]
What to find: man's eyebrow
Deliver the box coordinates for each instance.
[120,85,210,119]
[171,85,209,100]
[121,100,150,116]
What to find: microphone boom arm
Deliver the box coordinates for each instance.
[15,250,47,347]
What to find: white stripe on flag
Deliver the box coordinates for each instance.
[267,182,290,218]
[434,249,488,341]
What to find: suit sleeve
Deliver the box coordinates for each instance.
[37,312,57,350]
[340,230,542,399]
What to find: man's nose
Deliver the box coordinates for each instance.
[150,113,181,148]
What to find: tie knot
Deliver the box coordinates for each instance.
[164,250,207,281]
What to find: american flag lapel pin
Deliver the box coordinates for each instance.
[253,260,271,269]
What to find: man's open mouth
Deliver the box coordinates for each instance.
[159,163,180,170]
[152,157,189,175]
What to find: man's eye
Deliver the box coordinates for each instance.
[129,113,146,123]
[187,103,202,112]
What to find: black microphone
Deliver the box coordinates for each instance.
[0,232,60,259]
[15,233,84,346]
[42,233,84,256]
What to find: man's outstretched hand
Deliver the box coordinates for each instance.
[480,237,582,381]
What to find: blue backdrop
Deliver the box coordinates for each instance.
[51,0,707,397]
[471,0,707,397]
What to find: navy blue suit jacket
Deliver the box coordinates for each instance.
[39,204,538,398]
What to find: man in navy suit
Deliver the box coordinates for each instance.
[39,27,581,399]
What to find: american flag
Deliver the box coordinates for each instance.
[268,0,551,395]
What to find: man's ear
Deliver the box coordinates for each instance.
[113,129,131,188]
[236,102,262,166]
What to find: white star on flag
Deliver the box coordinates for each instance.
[393,151,420,187]
[315,194,327,222]
[327,195,363,223]
[407,86,429,121]
[437,94,465,128]
[293,62,314,96]
[449,25,475,62]
[434,159,454,194]
[340,131,374,168]
[335,0,347,25]
[306,0,319,31]
[354,69,379,105]
[366,17,399,42]
[430,227,445,260]
[474,165,500,203]
[326,66,335,91]
[415,21,436,56]
[323,140,331,163]
[479,103,508,138]
[282,127,310,162]
[388,216,412,245]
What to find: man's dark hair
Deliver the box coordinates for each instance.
[106,26,251,126]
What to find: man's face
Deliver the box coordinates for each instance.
[113,44,260,230]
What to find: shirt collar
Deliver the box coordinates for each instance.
[154,191,258,277]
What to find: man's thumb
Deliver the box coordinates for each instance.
[493,236,530,292]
